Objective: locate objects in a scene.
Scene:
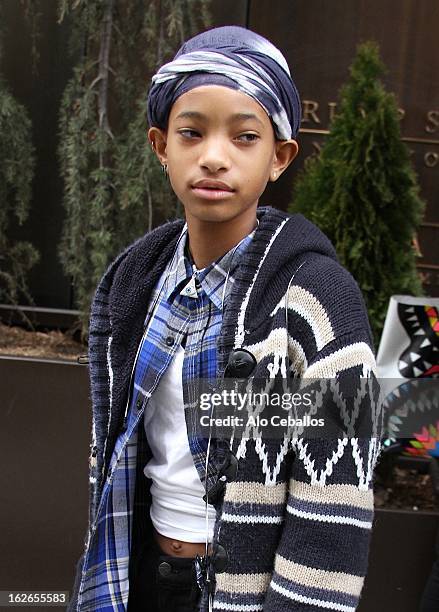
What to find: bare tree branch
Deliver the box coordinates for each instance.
[96,0,115,150]
[157,0,164,67]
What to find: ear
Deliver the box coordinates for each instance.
[147,127,168,165]
[270,139,299,181]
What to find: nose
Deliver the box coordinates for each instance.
[198,136,231,173]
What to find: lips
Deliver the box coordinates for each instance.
[191,179,234,192]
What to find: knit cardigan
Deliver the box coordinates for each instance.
[69,206,381,611]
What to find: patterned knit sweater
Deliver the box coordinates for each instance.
[69,206,381,611]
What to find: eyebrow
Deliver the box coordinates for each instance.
[174,110,264,126]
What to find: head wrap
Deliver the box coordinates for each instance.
[147,26,301,140]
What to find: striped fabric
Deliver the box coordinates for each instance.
[150,50,294,139]
[69,207,382,612]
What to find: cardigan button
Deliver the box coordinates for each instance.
[203,479,225,505]
[218,450,238,482]
[212,544,228,573]
[203,450,238,504]
[158,561,172,577]
[165,336,175,347]
[224,349,256,378]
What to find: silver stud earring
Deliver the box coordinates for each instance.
[162,163,168,178]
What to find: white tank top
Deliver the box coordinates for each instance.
[143,344,217,542]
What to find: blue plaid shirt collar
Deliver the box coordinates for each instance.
[165,221,257,311]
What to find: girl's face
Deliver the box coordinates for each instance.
[148,85,298,227]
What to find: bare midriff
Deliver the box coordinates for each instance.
[153,527,212,558]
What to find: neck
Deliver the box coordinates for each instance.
[185,211,258,269]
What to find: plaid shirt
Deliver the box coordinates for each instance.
[78,224,254,611]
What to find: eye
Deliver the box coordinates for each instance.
[178,129,200,139]
[236,133,259,143]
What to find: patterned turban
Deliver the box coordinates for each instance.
[147,25,301,140]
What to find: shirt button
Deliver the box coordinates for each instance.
[136,398,143,411]
[165,336,175,346]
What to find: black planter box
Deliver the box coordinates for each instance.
[359,507,439,611]
[0,356,90,601]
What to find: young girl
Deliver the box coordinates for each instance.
[69,25,380,612]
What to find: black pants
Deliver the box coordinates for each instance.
[127,529,202,612]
